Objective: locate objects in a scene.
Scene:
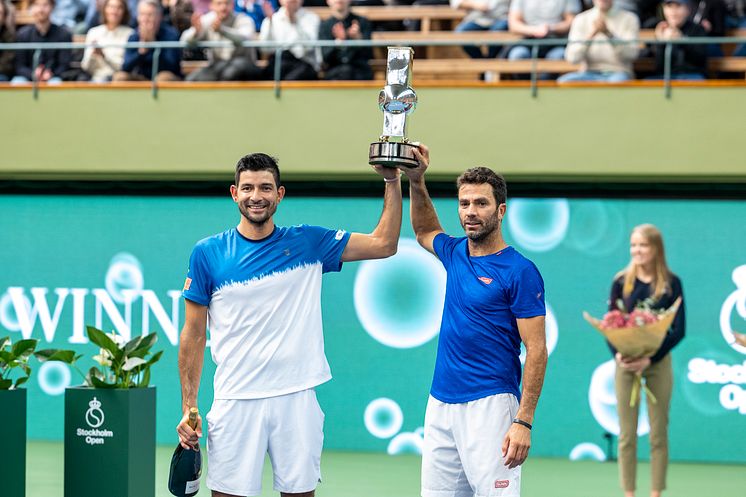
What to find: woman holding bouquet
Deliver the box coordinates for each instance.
[609,224,685,497]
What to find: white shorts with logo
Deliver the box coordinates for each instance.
[422,393,521,497]
[206,389,324,496]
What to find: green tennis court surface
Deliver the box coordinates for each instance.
[27,441,745,497]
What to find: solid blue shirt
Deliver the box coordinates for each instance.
[431,234,546,404]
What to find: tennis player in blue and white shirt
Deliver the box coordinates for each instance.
[403,145,548,497]
[176,152,403,497]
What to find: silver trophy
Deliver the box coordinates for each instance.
[369,47,419,168]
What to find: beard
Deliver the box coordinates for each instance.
[460,213,499,242]
[238,200,277,226]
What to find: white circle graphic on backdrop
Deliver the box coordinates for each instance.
[354,238,446,348]
[569,442,606,462]
[520,303,559,364]
[37,361,71,396]
[588,360,649,436]
[0,291,31,332]
[364,398,404,439]
[387,431,424,455]
[507,199,570,252]
[562,201,625,257]
[719,265,746,354]
[105,253,144,304]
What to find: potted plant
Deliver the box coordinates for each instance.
[1,337,79,497]
[64,326,163,497]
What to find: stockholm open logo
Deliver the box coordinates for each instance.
[720,265,746,354]
[85,397,105,428]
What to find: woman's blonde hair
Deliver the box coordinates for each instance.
[616,223,671,301]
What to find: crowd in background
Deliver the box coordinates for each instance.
[0,0,745,83]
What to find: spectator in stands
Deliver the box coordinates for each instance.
[0,0,15,81]
[650,0,708,79]
[318,0,373,79]
[13,0,72,84]
[731,0,746,54]
[641,0,725,55]
[181,0,263,80]
[81,0,135,81]
[450,0,510,59]
[691,0,727,37]
[235,0,278,31]
[113,0,182,80]
[558,0,640,82]
[192,0,213,14]
[507,0,581,64]
[725,0,746,27]
[682,0,726,57]
[84,0,138,31]
[51,0,88,32]
[608,0,637,16]
[162,0,195,33]
[259,0,320,80]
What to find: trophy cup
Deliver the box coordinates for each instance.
[369,47,419,168]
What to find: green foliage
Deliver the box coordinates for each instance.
[0,336,80,390]
[85,326,163,389]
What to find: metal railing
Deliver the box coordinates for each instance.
[1,36,745,99]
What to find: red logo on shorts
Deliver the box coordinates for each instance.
[495,479,510,489]
[478,277,493,285]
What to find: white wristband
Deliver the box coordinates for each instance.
[383,176,400,183]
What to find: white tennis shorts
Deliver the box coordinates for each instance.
[206,389,324,496]
[421,393,521,497]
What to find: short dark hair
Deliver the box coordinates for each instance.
[234,153,281,188]
[456,167,507,205]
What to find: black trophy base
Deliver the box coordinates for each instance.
[369,141,419,168]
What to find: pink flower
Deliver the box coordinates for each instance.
[601,309,628,329]
[600,308,662,329]
[629,309,657,326]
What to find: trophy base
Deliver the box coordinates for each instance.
[369,141,419,168]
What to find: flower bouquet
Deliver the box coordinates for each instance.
[583,296,682,407]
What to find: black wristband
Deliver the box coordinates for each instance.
[512,418,532,430]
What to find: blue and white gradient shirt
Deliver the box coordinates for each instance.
[183,225,351,399]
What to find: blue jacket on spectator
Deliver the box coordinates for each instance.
[234,0,278,31]
[121,23,182,78]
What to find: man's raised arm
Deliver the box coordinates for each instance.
[341,165,403,262]
[401,144,444,255]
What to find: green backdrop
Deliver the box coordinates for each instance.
[1,194,745,463]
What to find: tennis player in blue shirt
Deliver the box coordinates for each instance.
[404,144,548,497]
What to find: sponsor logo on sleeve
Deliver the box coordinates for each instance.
[335,230,346,241]
[183,277,192,291]
[495,479,510,489]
